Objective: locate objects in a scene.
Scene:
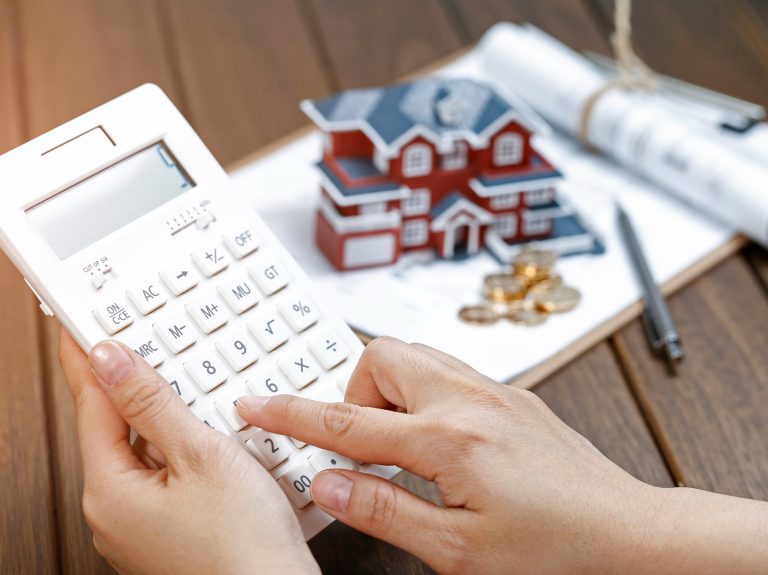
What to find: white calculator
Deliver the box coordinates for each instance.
[0,84,397,539]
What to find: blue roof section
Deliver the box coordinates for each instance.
[476,167,562,188]
[335,157,384,180]
[430,191,466,219]
[317,161,400,197]
[526,200,560,212]
[307,78,524,147]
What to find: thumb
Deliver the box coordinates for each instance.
[311,470,471,572]
[89,340,208,467]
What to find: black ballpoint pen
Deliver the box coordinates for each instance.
[616,202,684,362]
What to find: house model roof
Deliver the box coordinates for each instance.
[301,78,550,155]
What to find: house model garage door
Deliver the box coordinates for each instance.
[342,234,397,268]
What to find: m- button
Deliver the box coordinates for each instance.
[93,297,134,335]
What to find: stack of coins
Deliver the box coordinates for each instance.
[458,248,582,327]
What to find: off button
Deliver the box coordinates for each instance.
[93,297,135,335]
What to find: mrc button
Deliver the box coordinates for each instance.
[93,297,134,335]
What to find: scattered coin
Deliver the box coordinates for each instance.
[484,274,527,302]
[529,285,581,313]
[513,248,557,282]
[506,307,548,326]
[458,304,499,325]
[527,276,563,294]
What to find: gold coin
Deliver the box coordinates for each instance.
[491,299,527,317]
[529,285,581,313]
[484,274,527,302]
[458,305,499,325]
[527,276,563,294]
[513,248,558,270]
[506,307,548,326]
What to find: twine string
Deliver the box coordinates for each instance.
[579,0,656,148]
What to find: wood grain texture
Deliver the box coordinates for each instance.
[16,1,181,572]
[449,0,610,52]
[615,256,768,498]
[590,0,768,107]
[160,0,333,166]
[308,0,464,89]
[535,343,673,487]
[0,1,58,571]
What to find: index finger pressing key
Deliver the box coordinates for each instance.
[236,394,436,478]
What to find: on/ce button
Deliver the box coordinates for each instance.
[93,297,134,335]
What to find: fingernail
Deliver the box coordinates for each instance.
[90,341,135,387]
[312,472,353,513]
[236,395,271,411]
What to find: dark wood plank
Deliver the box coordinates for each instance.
[17,1,183,572]
[161,0,333,166]
[535,343,673,487]
[449,0,610,53]
[590,0,768,107]
[0,1,59,571]
[615,256,768,498]
[308,0,464,89]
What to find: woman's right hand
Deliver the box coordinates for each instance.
[237,337,768,575]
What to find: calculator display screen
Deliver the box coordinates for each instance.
[27,142,194,259]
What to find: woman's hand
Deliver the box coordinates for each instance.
[236,337,768,575]
[59,329,318,575]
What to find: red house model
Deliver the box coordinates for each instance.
[301,78,590,271]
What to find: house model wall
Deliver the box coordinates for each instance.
[301,78,568,271]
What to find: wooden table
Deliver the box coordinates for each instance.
[2,1,768,572]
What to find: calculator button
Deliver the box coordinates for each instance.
[160,264,200,296]
[246,364,293,396]
[218,274,260,314]
[277,347,320,389]
[279,295,320,333]
[248,254,289,295]
[153,315,199,354]
[223,226,260,259]
[245,429,292,470]
[123,331,167,368]
[214,384,250,431]
[184,348,229,392]
[215,328,260,372]
[247,311,290,352]
[308,450,357,472]
[197,410,233,437]
[308,330,350,369]
[127,281,168,316]
[93,298,134,335]
[186,292,231,334]
[290,437,306,449]
[278,464,316,509]
[160,369,199,405]
[90,271,107,290]
[193,244,229,277]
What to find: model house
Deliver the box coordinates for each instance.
[301,78,596,271]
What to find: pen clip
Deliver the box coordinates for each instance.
[641,308,665,351]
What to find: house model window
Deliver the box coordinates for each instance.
[524,215,550,235]
[403,143,432,177]
[490,192,519,210]
[402,188,431,216]
[360,201,387,215]
[442,141,468,170]
[494,214,518,237]
[525,188,553,205]
[494,133,523,166]
[401,218,429,246]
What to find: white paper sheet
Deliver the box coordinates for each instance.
[229,40,744,383]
